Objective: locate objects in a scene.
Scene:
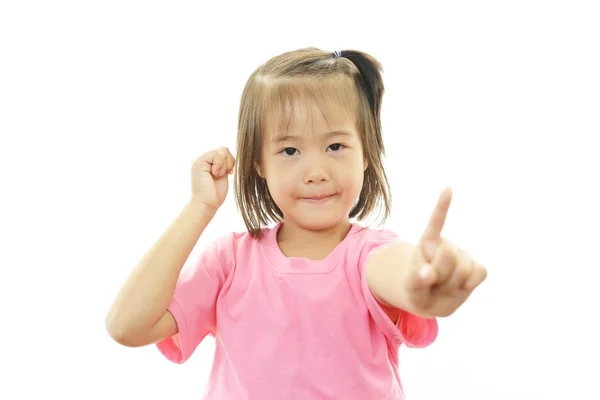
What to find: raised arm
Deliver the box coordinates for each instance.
[105,147,235,347]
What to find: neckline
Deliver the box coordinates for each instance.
[261,221,360,274]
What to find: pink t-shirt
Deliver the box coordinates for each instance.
[156,222,438,399]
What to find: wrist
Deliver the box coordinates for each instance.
[186,198,218,220]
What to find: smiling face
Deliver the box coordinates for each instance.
[257,100,367,232]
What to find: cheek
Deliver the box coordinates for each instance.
[338,156,365,190]
[266,169,296,199]
[346,174,364,197]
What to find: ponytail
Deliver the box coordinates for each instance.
[337,50,384,134]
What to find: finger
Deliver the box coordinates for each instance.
[211,150,227,177]
[430,243,456,285]
[224,148,236,174]
[406,262,437,291]
[409,243,456,291]
[443,249,473,290]
[419,187,452,260]
[405,246,436,291]
[463,263,488,290]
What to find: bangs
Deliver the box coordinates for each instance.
[258,77,360,141]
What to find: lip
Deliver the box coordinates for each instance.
[302,194,335,203]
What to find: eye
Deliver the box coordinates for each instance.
[282,147,299,156]
[327,143,345,152]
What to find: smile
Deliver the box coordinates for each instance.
[302,194,335,203]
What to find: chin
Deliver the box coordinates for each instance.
[288,212,350,231]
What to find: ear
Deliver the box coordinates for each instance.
[363,157,369,171]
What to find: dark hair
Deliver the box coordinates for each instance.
[234,47,391,238]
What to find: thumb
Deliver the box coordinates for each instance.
[405,247,437,291]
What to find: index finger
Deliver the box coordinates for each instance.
[420,187,452,244]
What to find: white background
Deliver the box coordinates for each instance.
[1,1,599,399]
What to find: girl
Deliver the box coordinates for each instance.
[105,47,487,399]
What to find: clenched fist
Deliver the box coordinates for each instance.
[190,146,236,212]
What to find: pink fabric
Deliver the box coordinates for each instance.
[156,222,437,399]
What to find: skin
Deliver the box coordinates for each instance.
[257,100,367,259]
[257,100,487,319]
[366,188,488,318]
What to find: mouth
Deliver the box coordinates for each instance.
[302,194,335,203]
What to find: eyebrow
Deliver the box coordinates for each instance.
[271,130,353,144]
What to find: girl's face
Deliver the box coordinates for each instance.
[258,101,367,232]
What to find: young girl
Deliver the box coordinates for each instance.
[105,47,487,399]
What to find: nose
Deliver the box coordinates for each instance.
[302,158,329,184]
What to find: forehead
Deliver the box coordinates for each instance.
[264,98,358,143]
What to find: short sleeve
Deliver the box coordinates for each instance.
[359,229,438,348]
[155,233,234,364]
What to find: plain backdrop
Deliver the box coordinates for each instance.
[1,1,599,399]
